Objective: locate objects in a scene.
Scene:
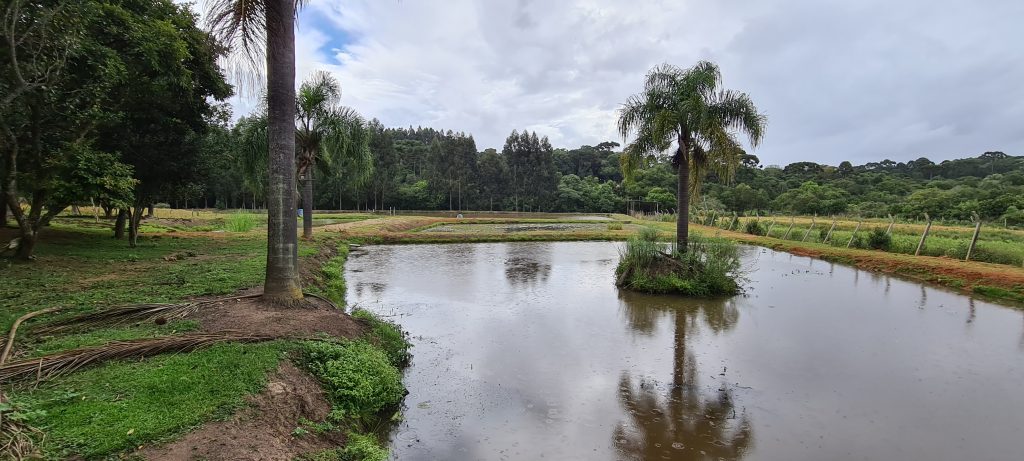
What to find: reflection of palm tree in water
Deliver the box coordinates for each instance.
[614,293,752,460]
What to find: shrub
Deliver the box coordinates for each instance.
[744,220,765,236]
[352,309,411,367]
[338,432,389,461]
[301,341,405,423]
[616,229,741,296]
[867,227,891,250]
[322,244,350,305]
[224,212,257,232]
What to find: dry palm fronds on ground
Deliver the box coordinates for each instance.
[0,331,274,383]
[31,294,261,336]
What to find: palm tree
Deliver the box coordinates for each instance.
[295,71,372,239]
[207,0,304,303]
[618,61,766,248]
[237,72,373,240]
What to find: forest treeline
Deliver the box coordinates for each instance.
[196,119,1024,225]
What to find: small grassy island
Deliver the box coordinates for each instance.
[615,228,742,296]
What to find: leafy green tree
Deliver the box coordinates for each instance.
[208,0,304,303]
[644,187,676,211]
[555,175,622,212]
[93,0,231,247]
[618,61,766,246]
[772,181,849,215]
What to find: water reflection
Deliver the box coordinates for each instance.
[503,243,552,286]
[614,293,752,460]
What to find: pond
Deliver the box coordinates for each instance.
[345,242,1024,460]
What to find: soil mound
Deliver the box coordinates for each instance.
[139,361,344,461]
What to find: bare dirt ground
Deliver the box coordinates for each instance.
[194,296,365,339]
[139,361,345,461]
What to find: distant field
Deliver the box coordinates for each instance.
[698,214,1024,267]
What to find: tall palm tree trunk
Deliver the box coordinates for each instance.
[676,143,690,248]
[301,172,313,240]
[263,0,302,303]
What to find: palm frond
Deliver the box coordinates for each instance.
[709,89,767,147]
[206,0,268,86]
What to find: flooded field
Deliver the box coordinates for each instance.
[346,242,1024,460]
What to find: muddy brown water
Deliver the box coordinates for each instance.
[345,242,1024,461]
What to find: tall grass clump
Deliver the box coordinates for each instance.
[616,228,742,296]
[224,212,257,232]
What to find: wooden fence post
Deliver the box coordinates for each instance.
[783,218,796,239]
[729,212,739,231]
[965,212,981,261]
[823,216,838,244]
[766,219,776,237]
[708,211,717,227]
[885,214,896,235]
[801,216,817,242]
[847,219,863,248]
[915,213,932,256]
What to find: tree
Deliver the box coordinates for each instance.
[92,0,232,248]
[503,130,557,211]
[619,62,766,247]
[208,0,304,303]
[294,71,370,238]
[1,0,90,259]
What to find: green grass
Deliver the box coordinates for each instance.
[299,432,389,461]
[321,244,350,305]
[24,320,200,358]
[0,227,270,332]
[351,309,411,367]
[11,342,285,459]
[757,219,1024,266]
[223,212,259,232]
[616,228,742,296]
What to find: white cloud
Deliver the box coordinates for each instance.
[202,0,1024,164]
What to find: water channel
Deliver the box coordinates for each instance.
[345,242,1024,460]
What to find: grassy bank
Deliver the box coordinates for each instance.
[1,222,407,460]
[670,221,1024,305]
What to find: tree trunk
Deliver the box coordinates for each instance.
[114,210,127,239]
[103,205,114,219]
[676,143,690,249]
[263,0,303,304]
[301,174,313,240]
[147,204,154,218]
[0,200,7,228]
[127,204,144,248]
[14,230,36,259]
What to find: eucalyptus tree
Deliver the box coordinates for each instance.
[618,61,766,247]
[207,0,304,302]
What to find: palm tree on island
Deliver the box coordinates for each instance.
[618,61,767,248]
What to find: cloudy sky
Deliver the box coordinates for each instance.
[199,0,1024,165]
